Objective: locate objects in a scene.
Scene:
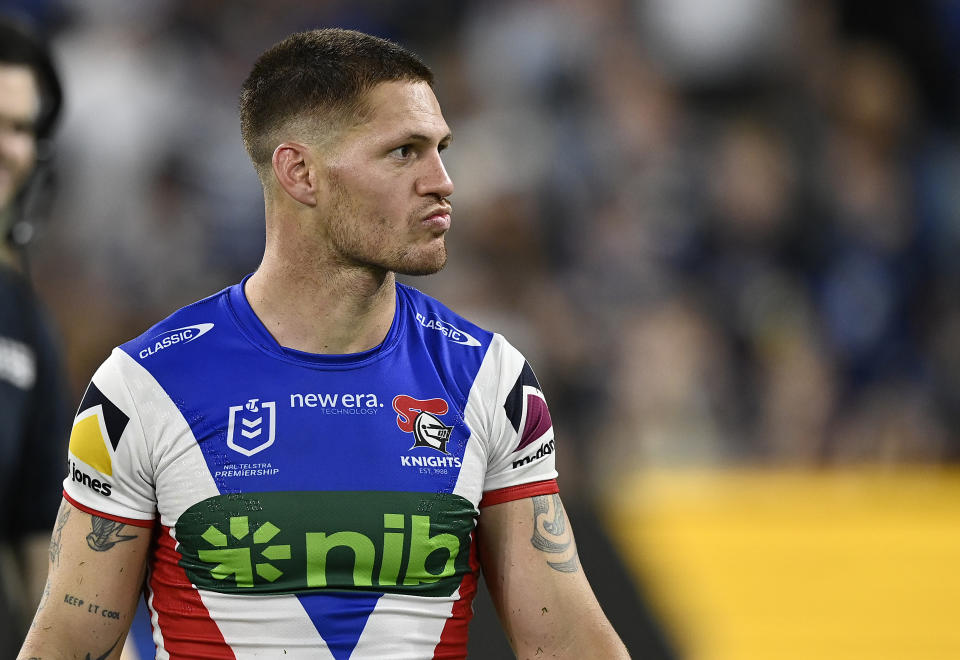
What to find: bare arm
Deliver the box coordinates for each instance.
[18,499,151,660]
[478,493,629,659]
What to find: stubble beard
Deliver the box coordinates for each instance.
[326,182,448,277]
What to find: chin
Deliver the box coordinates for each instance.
[391,246,448,277]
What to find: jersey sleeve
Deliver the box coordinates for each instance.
[477,334,559,507]
[62,348,156,526]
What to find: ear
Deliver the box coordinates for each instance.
[271,142,318,206]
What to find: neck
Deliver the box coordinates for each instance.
[244,250,397,355]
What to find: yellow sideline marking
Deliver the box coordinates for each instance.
[605,467,960,660]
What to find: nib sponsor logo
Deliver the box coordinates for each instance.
[198,516,291,588]
[178,491,474,597]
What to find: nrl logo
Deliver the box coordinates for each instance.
[227,399,276,457]
[393,395,453,454]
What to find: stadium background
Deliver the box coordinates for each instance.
[4,0,960,658]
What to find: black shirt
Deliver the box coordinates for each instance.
[0,265,69,543]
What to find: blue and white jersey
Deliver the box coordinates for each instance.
[63,278,558,659]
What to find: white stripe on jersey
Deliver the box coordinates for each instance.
[113,349,222,526]
[453,333,506,503]
[351,592,456,659]
[198,591,337,659]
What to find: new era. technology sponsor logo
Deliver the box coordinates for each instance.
[227,399,276,457]
[139,323,214,359]
[289,391,383,415]
[415,312,481,347]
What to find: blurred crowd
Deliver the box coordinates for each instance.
[7,0,960,495]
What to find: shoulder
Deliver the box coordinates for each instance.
[396,283,534,398]
[396,282,495,351]
[117,284,234,365]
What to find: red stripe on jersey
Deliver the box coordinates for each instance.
[150,525,234,659]
[63,490,155,528]
[479,479,559,508]
[432,530,480,659]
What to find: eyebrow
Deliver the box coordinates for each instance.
[404,132,453,146]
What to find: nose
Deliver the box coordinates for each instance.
[415,150,454,200]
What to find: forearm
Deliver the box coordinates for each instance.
[497,583,628,659]
[18,500,150,660]
[480,494,630,659]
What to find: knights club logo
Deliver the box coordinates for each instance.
[227,398,277,457]
[393,395,453,454]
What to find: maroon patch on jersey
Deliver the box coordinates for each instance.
[516,393,552,452]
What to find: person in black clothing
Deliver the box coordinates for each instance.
[0,15,70,656]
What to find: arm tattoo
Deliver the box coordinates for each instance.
[49,502,71,566]
[530,494,580,573]
[85,635,122,660]
[30,582,52,630]
[86,516,136,552]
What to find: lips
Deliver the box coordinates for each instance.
[421,206,452,232]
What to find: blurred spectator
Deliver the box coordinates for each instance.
[0,14,70,656]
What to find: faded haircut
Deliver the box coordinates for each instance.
[239,28,434,178]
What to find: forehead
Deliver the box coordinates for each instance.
[0,64,39,119]
[353,80,449,143]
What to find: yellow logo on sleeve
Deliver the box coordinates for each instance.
[69,382,129,476]
[69,413,113,476]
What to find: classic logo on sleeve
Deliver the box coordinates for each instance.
[227,398,277,457]
[415,312,481,347]
[68,382,130,496]
[138,323,214,359]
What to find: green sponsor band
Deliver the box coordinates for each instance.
[176,491,476,598]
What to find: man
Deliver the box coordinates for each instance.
[20,29,629,659]
[0,16,70,658]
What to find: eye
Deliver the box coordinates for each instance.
[389,145,413,160]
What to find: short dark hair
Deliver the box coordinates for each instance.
[239,28,434,174]
[0,16,63,139]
